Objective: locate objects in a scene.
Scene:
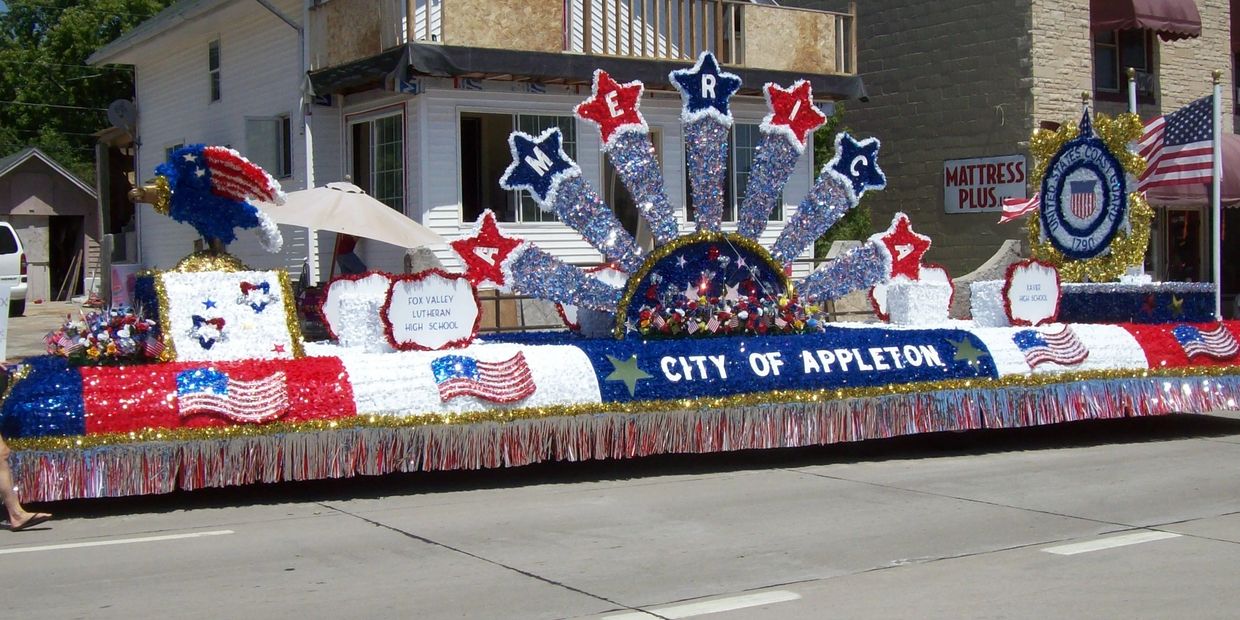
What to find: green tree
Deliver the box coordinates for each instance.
[0,0,173,182]
[811,102,872,261]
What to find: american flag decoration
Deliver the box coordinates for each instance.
[201,146,284,205]
[1069,180,1097,219]
[1173,324,1239,359]
[431,352,536,403]
[143,337,166,359]
[1138,95,1214,190]
[175,368,289,423]
[1013,326,1089,368]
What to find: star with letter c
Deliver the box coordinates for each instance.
[876,213,931,280]
[826,132,886,203]
[575,70,646,145]
[451,210,524,288]
[763,80,827,148]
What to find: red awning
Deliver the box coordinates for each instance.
[1090,0,1202,41]
[1145,133,1240,208]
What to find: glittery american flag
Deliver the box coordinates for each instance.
[175,368,289,423]
[1138,95,1215,190]
[1172,324,1239,359]
[431,352,536,403]
[1013,326,1089,368]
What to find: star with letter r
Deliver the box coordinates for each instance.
[762,80,827,149]
[826,132,886,204]
[669,51,742,124]
[875,212,930,280]
[498,127,580,204]
[575,70,647,145]
[451,210,524,288]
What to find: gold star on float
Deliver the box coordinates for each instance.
[605,354,651,396]
[947,337,988,367]
[1170,295,1185,317]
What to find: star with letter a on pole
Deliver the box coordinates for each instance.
[877,213,931,280]
[451,210,523,288]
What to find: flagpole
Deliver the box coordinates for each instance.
[1127,67,1137,114]
[1211,70,1223,320]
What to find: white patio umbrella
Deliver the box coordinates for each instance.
[257,182,446,248]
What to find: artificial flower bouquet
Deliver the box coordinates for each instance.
[44,306,165,365]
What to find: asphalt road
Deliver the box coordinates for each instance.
[4,412,1240,619]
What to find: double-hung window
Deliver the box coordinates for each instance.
[350,112,405,212]
[208,39,221,102]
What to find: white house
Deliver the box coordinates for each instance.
[89,0,865,284]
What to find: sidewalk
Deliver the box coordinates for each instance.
[5,300,85,363]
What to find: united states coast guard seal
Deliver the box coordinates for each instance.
[1039,111,1127,260]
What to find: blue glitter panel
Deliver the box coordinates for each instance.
[685,119,729,232]
[552,176,646,273]
[607,132,680,246]
[798,241,891,302]
[737,134,800,240]
[578,327,998,403]
[506,245,624,313]
[1,356,86,438]
[1058,284,1215,324]
[770,173,853,265]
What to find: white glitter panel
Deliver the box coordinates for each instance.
[162,270,296,362]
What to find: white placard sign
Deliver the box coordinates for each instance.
[382,270,480,351]
[1003,260,1061,326]
[943,155,1027,213]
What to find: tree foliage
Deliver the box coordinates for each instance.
[0,0,173,182]
[812,101,873,260]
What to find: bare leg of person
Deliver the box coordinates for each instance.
[0,434,50,531]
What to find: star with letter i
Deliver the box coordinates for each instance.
[451,210,523,288]
[878,213,931,280]
[669,51,742,123]
[499,127,578,204]
[763,81,827,148]
[575,70,646,145]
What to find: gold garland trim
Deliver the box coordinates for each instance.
[151,176,172,216]
[613,231,792,338]
[11,364,1240,452]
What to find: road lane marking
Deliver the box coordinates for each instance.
[1042,531,1181,556]
[0,529,234,555]
[603,590,801,619]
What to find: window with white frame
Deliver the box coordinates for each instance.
[245,116,292,178]
[208,39,221,102]
[459,112,575,223]
[686,122,784,223]
[350,112,404,212]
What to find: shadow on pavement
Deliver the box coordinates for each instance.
[29,412,1240,518]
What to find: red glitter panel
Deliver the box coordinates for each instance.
[1122,321,1240,369]
[83,356,356,434]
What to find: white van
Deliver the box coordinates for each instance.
[0,222,28,316]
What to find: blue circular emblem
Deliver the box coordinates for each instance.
[1039,114,1127,260]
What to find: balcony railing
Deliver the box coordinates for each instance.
[309,0,855,76]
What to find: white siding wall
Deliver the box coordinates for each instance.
[132,0,308,272]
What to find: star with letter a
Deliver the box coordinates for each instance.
[451,210,523,288]
[575,70,646,145]
[877,213,931,280]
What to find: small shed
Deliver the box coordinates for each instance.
[0,147,99,302]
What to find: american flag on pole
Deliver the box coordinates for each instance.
[176,368,289,423]
[1013,326,1090,368]
[1172,324,1239,359]
[431,351,536,403]
[1138,95,1215,190]
[999,193,1041,223]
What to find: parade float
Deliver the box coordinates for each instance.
[3,53,1238,503]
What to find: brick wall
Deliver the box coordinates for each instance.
[1159,0,1232,114]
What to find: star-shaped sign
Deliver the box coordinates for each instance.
[947,337,988,367]
[451,210,525,288]
[876,213,931,280]
[575,70,646,145]
[605,354,652,397]
[826,132,886,203]
[1170,294,1184,317]
[669,51,742,124]
[498,127,580,204]
[762,80,827,149]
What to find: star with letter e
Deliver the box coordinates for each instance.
[876,213,931,280]
[826,132,886,203]
[669,51,742,124]
[575,70,647,145]
[451,210,524,288]
[763,80,827,149]
[499,127,579,205]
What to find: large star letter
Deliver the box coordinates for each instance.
[875,213,931,280]
[826,132,886,203]
[451,210,524,288]
[575,70,646,145]
[669,51,742,124]
[762,80,827,149]
[499,127,579,204]
[605,354,651,397]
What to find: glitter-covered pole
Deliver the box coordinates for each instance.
[575,70,679,247]
[499,127,646,273]
[500,244,624,312]
[736,81,828,240]
[670,52,742,234]
[796,240,893,303]
[770,132,887,265]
